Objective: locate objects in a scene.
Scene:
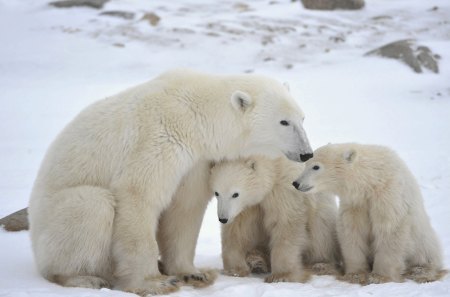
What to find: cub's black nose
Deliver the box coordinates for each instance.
[219,218,228,224]
[292,181,300,189]
[300,153,313,162]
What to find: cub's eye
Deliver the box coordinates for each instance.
[280,120,289,126]
[312,165,320,170]
[232,193,239,198]
[214,192,219,197]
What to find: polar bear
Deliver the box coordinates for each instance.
[209,156,340,283]
[293,143,446,284]
[28,69,313,295]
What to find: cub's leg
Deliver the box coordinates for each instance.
[265,221,310,283]
[222,206,265,277]
[29,186,115,289]
[337,206,371,285]
[305,193,340,275]
[404,212,446,283]
[369,229,407,284]
[158,161,217,288]
[368,192,409,284]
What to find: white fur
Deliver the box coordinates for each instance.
[28,69,313,294]
[294,143,445,284]
[210,156,340,283]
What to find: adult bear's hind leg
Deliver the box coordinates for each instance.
[30,186,115,289]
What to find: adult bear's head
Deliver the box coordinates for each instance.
[229,75,313,163]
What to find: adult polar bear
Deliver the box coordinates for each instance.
[28,69,313,295]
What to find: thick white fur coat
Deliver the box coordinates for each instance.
[28,69,312,294]
[210,156,340,283]
[294,143,445,284]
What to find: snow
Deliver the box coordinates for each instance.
[0,0,449,296]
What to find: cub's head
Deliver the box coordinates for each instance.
[229,76,313,163]
[210,157,275,224]
[293,143,357,194]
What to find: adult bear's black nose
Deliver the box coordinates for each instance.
[300,153,313,162]
[292,181,300,189]
[219,218,228,224]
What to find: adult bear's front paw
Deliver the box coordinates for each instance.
[177,269,218,288]
[264,271,310,283]
[125,275,181,296]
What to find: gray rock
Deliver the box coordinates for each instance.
[100,10,135,20]
[417,46,439,73]
[49,0,109,9]
[141,12,161,26]
[301,0,365,10]
[0,208,28,232]
[365,40,439,73]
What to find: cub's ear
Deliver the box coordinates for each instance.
[283,82,290,92]
[231,91,253,112]
[343,149,357,163]
[245,159,256,170]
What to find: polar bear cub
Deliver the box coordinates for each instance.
[294,143,446,284]
[210,156,340,283]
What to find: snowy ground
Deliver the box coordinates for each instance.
[1,0,449,296]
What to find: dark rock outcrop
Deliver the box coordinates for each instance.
[365,40,439,73]
[0,208,28,232]
[49,0,109,9]
[301,0,365,10]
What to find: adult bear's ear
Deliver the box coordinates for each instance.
[283,82,290,92]
[231,91,253,112]
[343,149,357,163]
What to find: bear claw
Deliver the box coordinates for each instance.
[178,269,218,288]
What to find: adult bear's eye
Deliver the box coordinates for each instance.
[232,193,239,198]
[214,192,219,197]
[280,120,289,126]
[313,165,320,170]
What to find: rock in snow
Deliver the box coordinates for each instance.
[100,10,135,20]
[141,12,161,26]
[301,0,365,10]
[49,0,109,9]
[0,208,28,232]
[365,39,440,73]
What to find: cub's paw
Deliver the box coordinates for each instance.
[125,276,181,296]
[264,271,310,283]
[367,272,395,284]
[404,266,447,283]
[222,266,250,277]
[178,269,218,288]
[311,262,339,276]
[246,252,269,274]
[338,272,369,285]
